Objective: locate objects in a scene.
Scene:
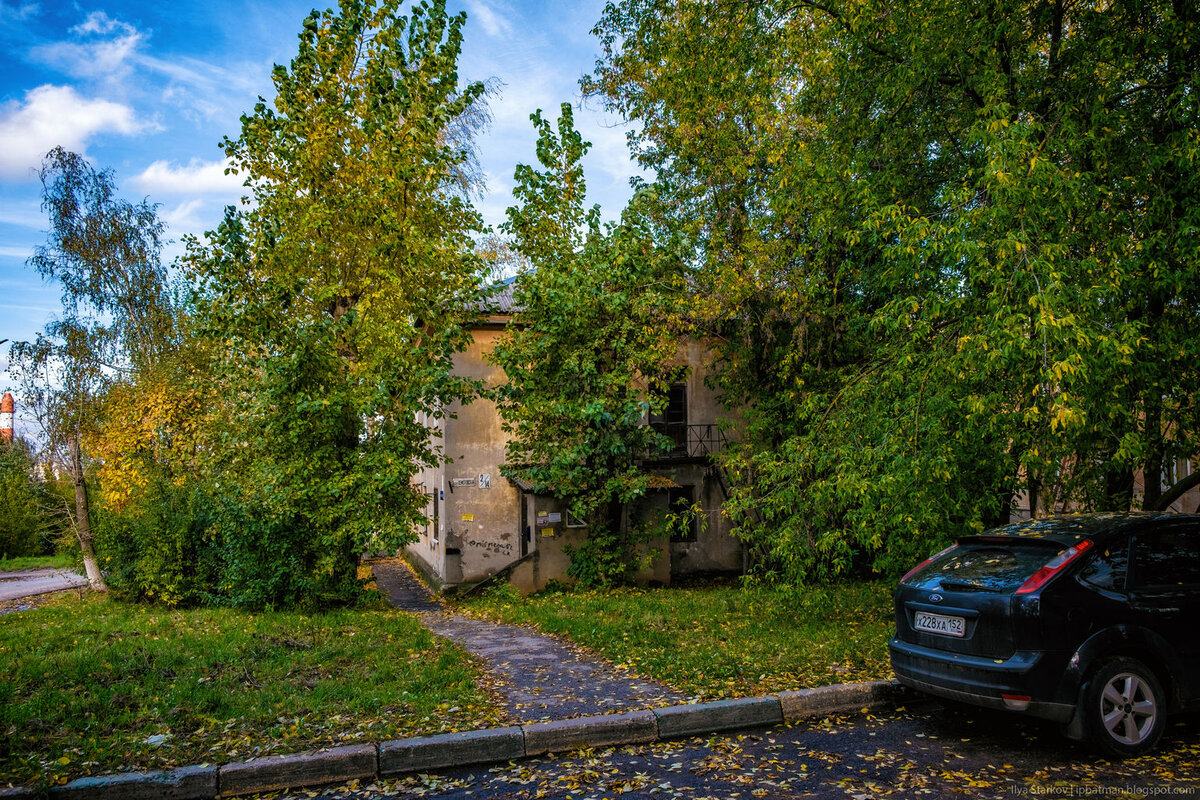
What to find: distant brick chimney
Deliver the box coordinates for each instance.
[1,392,13,443]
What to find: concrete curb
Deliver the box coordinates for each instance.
[380,727,524,775]
[524,710,658,755]
[219,744,377,797]
[7,680,912,799]
[655,696,783,739]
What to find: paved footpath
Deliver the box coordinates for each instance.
[0,568,86,604]
[369,559,685,722]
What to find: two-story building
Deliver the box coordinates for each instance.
[405,280,744,593]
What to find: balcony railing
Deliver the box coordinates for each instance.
[651,423,727,460]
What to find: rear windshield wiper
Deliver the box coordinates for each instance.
[936,579,1003,593]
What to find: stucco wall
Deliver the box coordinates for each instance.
[410,326,745,590]
[440,327,525,582]
[508,492,670,594]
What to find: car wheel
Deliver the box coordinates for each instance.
[1082,657,1166,758]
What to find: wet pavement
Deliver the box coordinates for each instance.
[264,704,1200,800]
[369,559,685,722]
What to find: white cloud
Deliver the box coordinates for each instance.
[132,158,243,197]
[0,202,45,229]
[0,84,141,179]
[579,114,643,186]
[70,10,131,36]
[33,12,143,80]
[465,0,513,38]
[0,246,34,259]
[160,198,207,232]
[0,2,38,23]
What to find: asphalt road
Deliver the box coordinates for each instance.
[0,569,86,603]
[272,702,1200,800]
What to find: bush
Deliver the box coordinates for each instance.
[94,479,367,611]
[203,491,363,611]
[563,518,661,590]
[0,445,52,560]
[93,476,216,606]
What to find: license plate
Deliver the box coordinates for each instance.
[914,611,965,637]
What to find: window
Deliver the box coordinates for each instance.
[667,485,697,543]
[1079,542,1129,593]
[1162,458,1193,492]
[566,510,587,528]
[1132,523,1200,589]
[665,383,687,426]
[651,383,688,453]
[908,544,1065,593]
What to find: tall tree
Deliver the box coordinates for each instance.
[492,104,687,587]
[8,147,176,590]
[186,0,490,606]
[588,0,1200,580]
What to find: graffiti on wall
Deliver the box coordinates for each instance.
[466,539,513,556]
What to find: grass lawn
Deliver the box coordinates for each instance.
[0,592,505,787]
[0,554,78,573]
[458,581,896,701]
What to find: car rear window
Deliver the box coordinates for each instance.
[906,543,1063,592]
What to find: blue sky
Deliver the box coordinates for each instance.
[0,0,642,404]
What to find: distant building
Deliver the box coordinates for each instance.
[405,280,743,593]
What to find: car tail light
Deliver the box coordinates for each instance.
[1014,538,1094,595]
[900,544,959,585]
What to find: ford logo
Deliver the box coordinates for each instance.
[928,594,943,603]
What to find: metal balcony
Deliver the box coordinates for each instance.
[650,423,727,460]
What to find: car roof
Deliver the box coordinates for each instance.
[959,512,1200,548]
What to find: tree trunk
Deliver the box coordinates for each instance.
[1103,464,1134,512]
[1151,469,1200,512]
[69,434,107,591]
[1141,393,1165,511]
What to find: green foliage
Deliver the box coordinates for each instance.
[11,146,182,591]
[492,105,688,587]
[92,477,215,607]
[0,445,51,559]
[588,0,1200,581]
[0,592,503,785]
[184,0,489,607]
[562,522,656,589]
[459,580,894,699]
[0,555,77,573]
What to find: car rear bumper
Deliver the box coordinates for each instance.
[889,636,1076,723]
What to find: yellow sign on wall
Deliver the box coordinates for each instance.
[462,513,474,522]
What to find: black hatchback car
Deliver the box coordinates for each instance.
[889,512,1200,756]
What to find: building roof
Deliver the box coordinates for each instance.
[476,275,520,315]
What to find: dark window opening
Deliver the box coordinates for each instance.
[667,485,697,543]
[651,383,688,453]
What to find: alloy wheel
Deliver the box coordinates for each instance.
[1099,672,1158,746]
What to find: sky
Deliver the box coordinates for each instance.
[0,0,644,408]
